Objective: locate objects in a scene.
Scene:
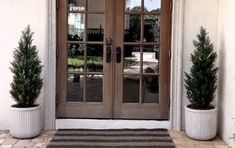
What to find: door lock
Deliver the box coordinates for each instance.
[106,38,112,63]
[106,38,112,46]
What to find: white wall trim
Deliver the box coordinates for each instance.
[56,119,169,129]
[46,0,185,130]
[170,0,185,131]
[44,0,56,130]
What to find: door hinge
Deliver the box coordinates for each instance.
[168,96,171,108]
[56,93,59,105]
[170,0,173,12]
[168,49,171,59]
[56,47,59,58]
[56,0,59,9]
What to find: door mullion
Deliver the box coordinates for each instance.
[83,0,88,103]
[140,0,144,104]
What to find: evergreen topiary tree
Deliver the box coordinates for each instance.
[10,26,43,108]
[184,27,218,110]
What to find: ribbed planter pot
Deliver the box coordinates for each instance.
[185,105,217,140]
[10,105,41,139]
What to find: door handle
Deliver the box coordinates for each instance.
[106,46,111,63]
[116,47,121,63]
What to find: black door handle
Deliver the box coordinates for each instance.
[106,46,111,63]
[116,47,121,63]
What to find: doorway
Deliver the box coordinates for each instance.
[57,0,172,119]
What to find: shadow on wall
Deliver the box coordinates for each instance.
[217,32,225,137]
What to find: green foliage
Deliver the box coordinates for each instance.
[10,26,43,108]
[68,57,137,72]
[184,27,218,109]
[68,56,103,72]
[68,56,84,69]
[124,58,137,68]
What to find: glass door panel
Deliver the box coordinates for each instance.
[57,0,171,119]
[114,0,171,119]
[57,0,113,118]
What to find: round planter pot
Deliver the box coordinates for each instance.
[185,105,217,140]
[10,105,41,139]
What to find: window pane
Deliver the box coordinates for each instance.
[123,45,140,74]
[67,44,85,73]
[144,0,161,12]
[86,74,103,102]
[123,75,140,103]
[87,14,104,41]
[87,45,103,72]
[67,74,84,102]
[142,75,159,103]
[88,0,104,11]
[143,45,159,74]
[144,15,160,42]
[68,0,86,11]
[124,14,141,42]
[68,13,85,41]
[125,0,142,12]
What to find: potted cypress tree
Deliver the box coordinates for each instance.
[10,26,43,138]
[184,27,218,140]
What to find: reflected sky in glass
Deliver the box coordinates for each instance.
[126,0,161,12]
[145,0,161,11]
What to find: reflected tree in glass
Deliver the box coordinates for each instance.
[144,15,160,42]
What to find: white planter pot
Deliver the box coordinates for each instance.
[185,105,217,140]
[10,105,41,138]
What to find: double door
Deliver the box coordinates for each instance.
[57,0,172,119]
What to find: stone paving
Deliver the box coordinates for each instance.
[169,131,229,148]
[0,131,55,148]
[0,130,229,148]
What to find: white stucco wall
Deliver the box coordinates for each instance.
[1,3,233,146]
[182,0,218,129]
[217,0,235,147]
[0,0,48,129]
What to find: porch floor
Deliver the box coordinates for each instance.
[0,130,228,148]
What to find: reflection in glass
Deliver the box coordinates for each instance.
[68,0,86,11]
[144,15,160,42]
[143,46,159,74]
[88,0,104,11]
[86,75,103,102]
[68,13,85,41]
[143,75,159,103]
[87,45,103,72]
[124,14,141,42]
[144,0,161,12]
[87,14,104,41]
[123,45,140,73]
[67,74,84,102]
[125,0,141,12]
[123,75,140,103]
[67,44,85,72]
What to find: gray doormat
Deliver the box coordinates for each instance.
[47,129,175,148]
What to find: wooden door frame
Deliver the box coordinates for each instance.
[114,0,172,119]
[44,0,185,130]
[56,0,114,118]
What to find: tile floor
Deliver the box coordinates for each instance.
[0,130,229,148]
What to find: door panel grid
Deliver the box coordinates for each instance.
[57,0,171,119]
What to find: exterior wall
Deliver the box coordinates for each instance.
[181,0,218,129]
[0,0,228,137]
[217,0,235,146]
[0,0,48,129]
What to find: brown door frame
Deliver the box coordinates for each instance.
[56,0,114,118]
[114,0,172,119]
[56,0,172,119]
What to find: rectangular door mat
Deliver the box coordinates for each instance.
[47,129,175,148]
